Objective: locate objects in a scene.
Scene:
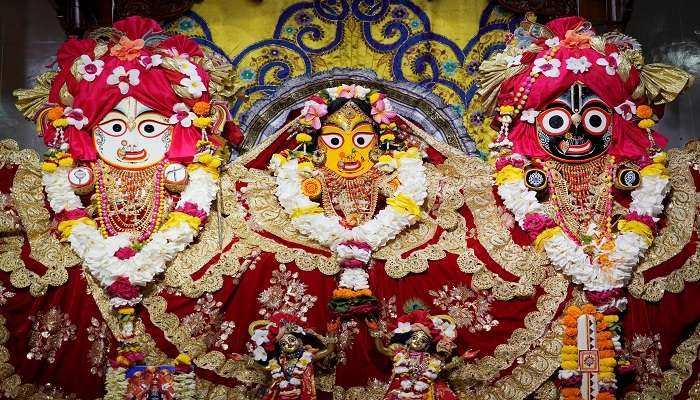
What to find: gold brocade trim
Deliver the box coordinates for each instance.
[637,148,696,273]
[448,274,567,385]
[628,250,700,302]
[460,157,550,285]
[533,380,559,400]
[624,322,700,400]
[0,139,80,296]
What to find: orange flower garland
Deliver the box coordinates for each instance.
[560,304,619,399]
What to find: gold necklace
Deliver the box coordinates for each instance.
[547,157,611,240]
[320,167,384,227]
[95,160,166,241]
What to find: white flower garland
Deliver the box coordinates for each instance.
[270,151,427,255]
[42,165,218,289]
[495,156,669,291]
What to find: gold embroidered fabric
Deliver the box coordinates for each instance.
[86,317,112,377]
[0,139,80,296]
[624,322,700,399]
[26,307,77,363]
[0,315,82,400]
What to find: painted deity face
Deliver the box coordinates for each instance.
[406,331,431,352]
[536,83,612,163]
[318,101,377,178]
[93,97,172,169]
[278,333,302,354]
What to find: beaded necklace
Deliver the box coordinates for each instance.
[95,159,167,242]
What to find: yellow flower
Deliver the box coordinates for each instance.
[603,315,619,323]
[380,133,395,142]
[494,165,524,185]
[637,118,655,129]
[369,92,381,104]
[652,152,667,164]
[560,353,577,361]
[561,345,578,354]
[52,118,69,128]
[561,361,578,370]
[272,153,288,164]
[118,307,135,315]
[499,105,515,114]
[301,178,322,198]
[533,227,563,252]
[640,162,668,179]
[41,161,58,173]
[116,355,130,366]
[58,156,74,167]
[296,133,312,143]
[195,152,222,170]
[387,193,421,219]
[187,162,220,179]
[395,147,421,163]
[160,211,201,232]
[57,217,97,241]
[378,155,394,163]
[297,161,314,170]
[291,205,324,219]
[193,117,213,128]
[175,353,192,365]
[598,372,616,380]
[618,219,653,246]
[600,358,617,367]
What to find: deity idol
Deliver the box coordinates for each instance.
[2,16,237,397]
[247,314,337,400]
[367,311,478,400]
[479,15,699,398]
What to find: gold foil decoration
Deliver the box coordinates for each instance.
[475,47,528,114]
[589,35,607,55]
[12,71,56,121]
[633,63,695,104]
[59,82,74,106]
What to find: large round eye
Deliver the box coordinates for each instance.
[537,108,571,137]
[353,133,375,148]
[138,120,170,138]
[581,107,611,136]
[320,134,344,149]
[97,119,127,137]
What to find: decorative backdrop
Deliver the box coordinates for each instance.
[163,0,521,155]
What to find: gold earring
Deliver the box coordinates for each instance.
[312,148,326,166]
[369,146,382,163]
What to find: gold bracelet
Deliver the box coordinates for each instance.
[369,330,382,338]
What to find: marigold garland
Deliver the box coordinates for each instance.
[559,304,620,399]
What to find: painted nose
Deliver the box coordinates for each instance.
[571,112,581,127]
